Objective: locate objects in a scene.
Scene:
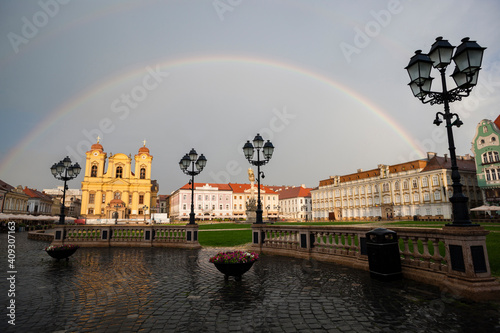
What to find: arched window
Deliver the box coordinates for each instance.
[382,183,389,192]
[91,165,97,177]
[394,181,400,190]
[422,177,428,187]
[403,181,409,190]
[116,166,123,178]
[140,167,146,179]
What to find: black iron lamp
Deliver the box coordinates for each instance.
[405,37,486,226]
[179,148,207,225]
[50,157,81,225]
[243,133,275,224]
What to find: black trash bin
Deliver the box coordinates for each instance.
[366,228,402,281]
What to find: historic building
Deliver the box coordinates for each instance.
[230,183,279,220]
[43,187,82,218]
[170,183,233,221]
[168,182,279,221]
[23,187,54,215]
[471,116,500,205]
[0,180,29,215]
[80,139,159,220]
[311,152,482,221]
[274,185,312,221]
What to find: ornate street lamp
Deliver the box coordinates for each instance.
[243,134,274,224]
[405,37,486,226]
[179,148,207,225]
[50,156,81,225]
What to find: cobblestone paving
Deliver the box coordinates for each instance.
[1,234,500,332]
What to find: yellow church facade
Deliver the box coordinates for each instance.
[80,139,159,221]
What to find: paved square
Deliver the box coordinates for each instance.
[2,233,500,332]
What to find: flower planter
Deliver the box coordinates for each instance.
[214,262,255,281]
[209,251,259,281]
[45,245,79,260]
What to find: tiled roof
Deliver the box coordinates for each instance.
[421,155,476,172]
[277,186,312,200]
[494,115,500,130]
[229,183,276,194]
[22,187,53,201]
[0,179,14,192]
[180,183,233,191]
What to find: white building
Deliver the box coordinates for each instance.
[169,183,233,221]
[274,185,312,221]
[311,153,482,221]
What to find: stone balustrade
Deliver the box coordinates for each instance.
[251,224,500,301]
[50,224,200,249]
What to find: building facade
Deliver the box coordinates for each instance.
[80,140,159,220]
[43,187,82,218]
[0,180,29,215]
[169,183,233,221]
[230,183,279,220]
[312,153,482,221]
[274,185,312,221]
[471,116,500,205]
[168,182,280,221]
[23,187,54,215]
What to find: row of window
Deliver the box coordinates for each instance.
[315,191,443,209]
[482,151,499,164]
[90,165,147,179]
[485,168,500,181]
[88,192,145,205]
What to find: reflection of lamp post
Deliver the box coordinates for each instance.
[50,157,81,225]
[143,205,148,223]
[405,37,486,226]
[277,205,280,221]
[179,149,207,225]
[266,205,270,221]
[243,134,275,224]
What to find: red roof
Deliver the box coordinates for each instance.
[494,115,500,131]
[23,187,53,201]
[421,155,476,172]
[276,186,312,200]
[180,183,233,191]
[229,183,276,194]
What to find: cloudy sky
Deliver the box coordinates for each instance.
[1,0,500,195]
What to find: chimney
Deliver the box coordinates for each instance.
[427,152,437,159]
[444,154,448,162]
[357,169,363,173]
[301,184,306,188]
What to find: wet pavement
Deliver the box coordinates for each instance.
[1,233,500,332]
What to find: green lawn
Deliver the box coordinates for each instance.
[198,230,252,247]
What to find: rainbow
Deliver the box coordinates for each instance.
[0,55,425,174]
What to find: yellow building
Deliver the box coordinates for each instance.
[80,139,159,221]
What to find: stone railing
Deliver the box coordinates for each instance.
[50,224,200,249]
[251,224,500,301]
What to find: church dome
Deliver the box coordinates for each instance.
[139,146,150,154]
[91,137,103,151]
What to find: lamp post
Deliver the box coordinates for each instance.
[179,148,207,225]
[405,37,486,226]
[50,156,81,225]
[243,134,275,224]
